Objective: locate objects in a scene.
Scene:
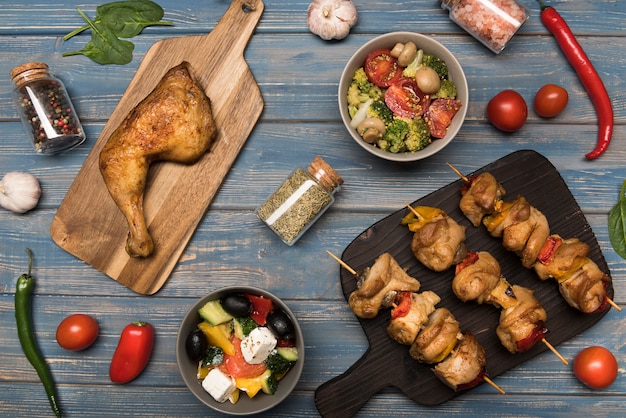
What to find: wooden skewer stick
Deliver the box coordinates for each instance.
[541,338,568,365]
[404,201,420,218]
[483,375,506,395]
[607,297,622,312]
[326,249,506,394]
[446,162,469,183]
[326,250,357,275]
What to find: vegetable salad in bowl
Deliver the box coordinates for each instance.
[176,286,304,415]
[339,32,468,162]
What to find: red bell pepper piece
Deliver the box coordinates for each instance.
[245,294,275,326]
[109,321,154,384]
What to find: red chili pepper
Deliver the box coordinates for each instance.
[538,0,613,159]
[109,321,154,384]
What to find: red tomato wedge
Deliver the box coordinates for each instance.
[425,98,462,138]
[364,48,402,87]
[390,292,412,319]
[223,336,267,378]
[245,294,275,326]
[384,77,430,119]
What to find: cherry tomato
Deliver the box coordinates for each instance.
[364,48,402,88]
[426,98,462,138]
[56,313,99,351]
[534,84,569,118]
[573,346,618,389]
[384,77,430,119]
[486,90,528,132]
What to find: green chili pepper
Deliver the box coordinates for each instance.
[15,248,62,417]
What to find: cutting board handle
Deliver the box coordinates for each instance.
[314,348,391,418]
[200,0,264,55]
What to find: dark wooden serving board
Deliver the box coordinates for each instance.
[50,0,264,295]
[315,150,614,417]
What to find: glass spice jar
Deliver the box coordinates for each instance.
[10,62,86,154]
[256,156,344,246]
[440,0,529,54]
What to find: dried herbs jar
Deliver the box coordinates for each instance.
[440,0,529,54]
[256,156,343,245]
[10,62,86,154]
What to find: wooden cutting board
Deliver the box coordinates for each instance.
[50,0,265,295]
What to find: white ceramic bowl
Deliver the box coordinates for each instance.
[338,32,468,162]
[176,286,304,415]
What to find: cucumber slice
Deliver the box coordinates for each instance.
[198,300,233,326]
[277,346,298,362]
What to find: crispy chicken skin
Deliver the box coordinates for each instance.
[410,307,461,364]
[387,291,440,345]
[433,333,486,391]
[411,215,467,272]
[99,62,217,257]
[460,172,506,227]
[348,253,420,319]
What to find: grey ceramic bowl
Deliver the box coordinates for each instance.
[338,31,468,162]
[176,286,304,415]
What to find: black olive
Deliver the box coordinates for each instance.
[266,309,295,340]
[185,328,208,361]
[220,294,252,317]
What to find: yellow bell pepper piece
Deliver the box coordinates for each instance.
[235,369,274,398]
[197,321,235,356]
[401,206,445,232]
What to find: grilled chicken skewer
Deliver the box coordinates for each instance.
[327,251,505,394]
[450,166,619,314]
[454,251,568,364]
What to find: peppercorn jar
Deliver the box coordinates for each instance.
[10,62,86,154]
[440,0,529,54]
[256,156,344,246]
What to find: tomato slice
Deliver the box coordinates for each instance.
[384,77,430,118]
[455,251,479,274]
[425,98,462,138]
[223,336,267,378]
[364,48,402,87]
[516,324,547,353]
[245,294,275,326]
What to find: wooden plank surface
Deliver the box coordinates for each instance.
[1,0,625,417]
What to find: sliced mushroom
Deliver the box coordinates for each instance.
[357,117,387,143]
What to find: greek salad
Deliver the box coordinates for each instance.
[185,293,298,404]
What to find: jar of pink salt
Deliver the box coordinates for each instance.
[440,0,529,54]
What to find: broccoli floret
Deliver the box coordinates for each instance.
[347,67,383,118]
[434,79,457,99]
[381,118,410,153]
[401,49,424,78]
[422,54,448,80]
[366,101,394,125]
[402,117,432,152]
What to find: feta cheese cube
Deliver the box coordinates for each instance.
[202,368,236,403]
[240,327,277,364]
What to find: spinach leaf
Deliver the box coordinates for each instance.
[95,0,173,38]
[62,8,134,65]
[62,0,171,65]
[608,179,626,259]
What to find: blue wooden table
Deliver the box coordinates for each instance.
[1,1,625,416]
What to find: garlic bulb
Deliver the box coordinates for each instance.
[307,0,358,41]
[0,171,41,213]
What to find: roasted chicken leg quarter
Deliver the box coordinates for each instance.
[99,62,217,257]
